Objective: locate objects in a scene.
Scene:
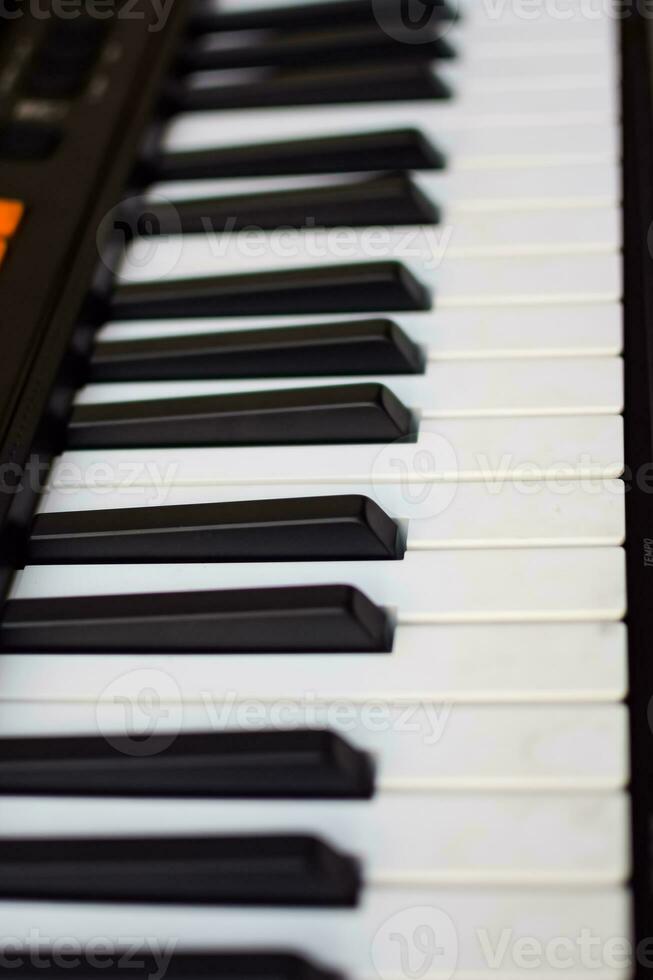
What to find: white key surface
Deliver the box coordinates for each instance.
[119,237,622,305]
[49,415,625,487]
[0,793,629,885]
[0,621,627,702]
[98,305,624,359]
[12,548,627,623]
[151,162,621,210]
[164,111,620,170]
[77,357,624,418]
[40,479,626,549]
[0,886,631,979]
[0,701,628,790]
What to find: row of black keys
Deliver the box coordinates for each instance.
[0,728,368,903]
[8,497,398,648]
[0,724,370,900]
[166,0,456,110]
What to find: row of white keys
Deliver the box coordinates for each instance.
[151,161,622,211]
[39,479,627,549]
[0,699,628,790]
[11,548,627,622]
[98,306,624,358]
[0,621,627,702]
[120,243,622,306]
[76,357,624,418]
[48,415,625,487]
[0,792,630,884]
[0,885,631,979]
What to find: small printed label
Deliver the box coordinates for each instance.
[643,538,653,567]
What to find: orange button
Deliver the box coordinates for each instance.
[0,239,7,267]
[0,199,24,238]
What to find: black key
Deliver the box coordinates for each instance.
[110,262,431,318]
[141,174,438,233]
[170,62,451,111]
[0,953,342,980]
[0,834,361,905]
[0,584,394,652]
[89,318,425,381]
[0,952,343,980]
[27,495,404,563]
[189,0,456,32]
[181,21,456,71]
[156,128,446,180]
[0,729,375,798]
[66,384,415,448]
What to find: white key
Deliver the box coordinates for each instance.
[98,305,624,359]
[151,161,622,211]
[0,886,631,979]
[11,548,627,623]
[0,701,628,790]
[0,621,627,702]
[131,210,623,259]
[49,415,625,487]
[0,793,629,885]
[163,108,620,167]
[440,58,617,93]
[120,239,622,306]
[76,357,624,418]
[163,111,621,177]
[39,479,626,549]
[189,67,618,117]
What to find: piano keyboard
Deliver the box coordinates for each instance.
[0,0,650,977]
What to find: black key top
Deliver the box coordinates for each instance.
[0,729,375,798]
[141,174,439,233]
[155,128,446,180]
[110,262,431,318]
[189,0,456,32]
[66,384,415,448]
[0,585,394,652]
[0,952,342,980]
[27,495,403,563]
[89,318,425,381]
[181,22,456,71]
[0,834,361,905]
[170,62,451,110]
